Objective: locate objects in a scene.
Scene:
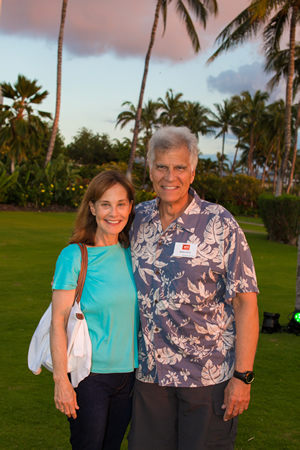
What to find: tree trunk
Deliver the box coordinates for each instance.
[44,0,68,168]
[220,132,225,178]
[275,6,298,196]
[273,137,280,194]
[231,142,239,175]
[142,152,148,189]
[261,144,274,186]
[126,0,162,180]
[142,134,150,189]
[10,158,15,174]
[296,234,300,310]
[287,99,300,193]
[265,161,274,183]
[248,124,254,176]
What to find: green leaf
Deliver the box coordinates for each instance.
[37,110,53,119]
[0,126,13,146]
[14,119,28,138]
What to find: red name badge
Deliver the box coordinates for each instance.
[182,244,190,250]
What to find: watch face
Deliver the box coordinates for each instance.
[245,371,255,384]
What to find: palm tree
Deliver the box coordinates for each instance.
[139,100,159,187]
[157,89,185,125]
[230,114,244,175]
[116,100,159,187]
[265,46,300,193]
[262,100,286,188]
[208,0,300,196]
[0,75,51,173]
[288,102,300,192]
[116,101,139,132]
[216,151,230,175]
[198,157,218,174]
[210,99,236,177]
[177,101,214,140]
[232,90,269,177]
[44,0,68,168]
[126,0,219,179]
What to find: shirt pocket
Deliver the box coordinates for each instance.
[174,262,225,306]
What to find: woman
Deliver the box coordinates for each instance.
[50,170,139,450]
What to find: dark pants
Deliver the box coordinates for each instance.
[68,372,135,450]
[128,379,238,450]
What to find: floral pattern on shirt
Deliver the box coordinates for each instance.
[130,188,258,387]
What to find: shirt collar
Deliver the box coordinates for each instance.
[140,187,202,234]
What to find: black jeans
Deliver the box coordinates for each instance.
[68,372,135,450]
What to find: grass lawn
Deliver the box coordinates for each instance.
[0,212,299,449]
[235,216,267,235]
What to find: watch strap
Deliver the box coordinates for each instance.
[233,370,255,384]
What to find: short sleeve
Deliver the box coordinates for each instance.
[224,225,259,302]
[52,244,81,291]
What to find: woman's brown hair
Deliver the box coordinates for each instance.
[70,170,135,248]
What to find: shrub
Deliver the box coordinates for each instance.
[6,156,84,208]
[135,189,156,205]
[0,163,19,202]
[192,174,263,216]
[258,194,300,245]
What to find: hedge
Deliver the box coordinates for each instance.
[192,174,263,216]
[258,194,300,245]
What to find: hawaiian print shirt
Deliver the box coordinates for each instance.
[130,188,258,388]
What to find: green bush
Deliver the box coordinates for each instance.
[258,193,300,245]
[192,174,263,216]
[6,155,85,208]
[0,163,19,202]
[192,173,221,203]
[135,189,156,205]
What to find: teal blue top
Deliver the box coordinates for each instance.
[53,243,139,373]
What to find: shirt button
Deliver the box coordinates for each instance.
[154,300,158,304]
[155,327,159,331]
[158,242,162,247]
[155,270,160,275]
[157,354,161,359]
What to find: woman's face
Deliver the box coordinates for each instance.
[89,183,132,245]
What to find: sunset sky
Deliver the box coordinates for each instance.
[0,0,287,159]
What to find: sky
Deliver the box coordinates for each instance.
[0,0,287,160]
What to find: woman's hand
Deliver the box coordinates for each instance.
[50,289,77,418]
[54,378,79,419]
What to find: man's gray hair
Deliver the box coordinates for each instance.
[148,126,199,171]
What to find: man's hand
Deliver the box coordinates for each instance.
[222,377,251,421]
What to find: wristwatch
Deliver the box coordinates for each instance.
[233,370,255,384]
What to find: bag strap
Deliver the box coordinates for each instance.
[74,243,88,304]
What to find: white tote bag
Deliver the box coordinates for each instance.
[28,244,92,388]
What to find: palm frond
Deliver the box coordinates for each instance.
[263,6,289,53]
[30,91,49,104]
[207,5,260,63]
[176,1,200,52]
[0,82,16,100]
[161,0,168,35]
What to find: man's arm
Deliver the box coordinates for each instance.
[222,292,259,421]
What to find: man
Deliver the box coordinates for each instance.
[128,126,259,450]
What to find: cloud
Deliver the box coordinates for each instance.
[0,0,249,61]
[206,61,285,100]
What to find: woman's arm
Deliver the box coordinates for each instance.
[50,289,79,419]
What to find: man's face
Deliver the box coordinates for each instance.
[150,146,195,208]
